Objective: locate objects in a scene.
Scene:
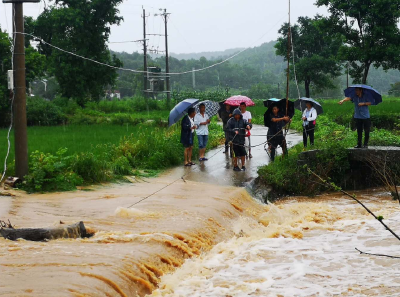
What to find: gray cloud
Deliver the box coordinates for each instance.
[1,0,327,54]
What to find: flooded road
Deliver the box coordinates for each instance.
[1,126,399,297]
[169,125,302,187]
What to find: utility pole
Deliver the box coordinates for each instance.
[142,8,148,96]
[278,83,280,98]
[285,0,291,117]
[192,67,196,89]
[5,0,39,179]
[160,9,171,107]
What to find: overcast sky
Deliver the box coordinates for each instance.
[1,0,327,54]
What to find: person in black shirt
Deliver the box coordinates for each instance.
[219,103,234,154]
[267,106,290,161]
[181,108,197,166]
[227,109,252,171]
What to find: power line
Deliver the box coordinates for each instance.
[108,40,146,44]
[15,15,286,76]
[170,18,193,51]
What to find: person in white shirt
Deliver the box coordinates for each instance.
[194,103,211,161]
[240,102,253,158]
[301,102,318,148]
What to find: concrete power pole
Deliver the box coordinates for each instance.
[161,9,171,107]
[142,8,148,96]
[5,0,39,179]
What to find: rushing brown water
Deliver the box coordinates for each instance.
[2,179,399,296]
[1,130,399,296]
[147,193,400,297]
[0,177,265,297]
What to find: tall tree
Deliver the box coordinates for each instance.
[316,0,400,84]
[0,27,12,127]
[275,16,342,98]
[0,26,46,127]
[33,0,123,105]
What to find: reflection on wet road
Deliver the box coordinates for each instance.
[168,125,302,187]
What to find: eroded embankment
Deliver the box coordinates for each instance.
[0,177,265,297]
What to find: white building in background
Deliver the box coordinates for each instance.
[105,90,121,100]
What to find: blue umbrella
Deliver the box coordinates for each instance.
[344,85,382,105]
[168,98,199,127]
[263,98,281,108]
[294,97,324,115]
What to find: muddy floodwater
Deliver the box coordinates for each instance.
[1,129,400,296]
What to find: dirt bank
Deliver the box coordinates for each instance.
[0,177,264,297]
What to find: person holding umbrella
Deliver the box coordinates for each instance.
[181,108,197,167]
[267,105,290,161]
[301,102,318,148]
[294,97,323,149]
[240,102,253,158]
[227,109,252,171]
[219,103,234,154]
[339,86,377,148]
[194,103,211,161]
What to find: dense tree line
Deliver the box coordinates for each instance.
[2,0,400,113]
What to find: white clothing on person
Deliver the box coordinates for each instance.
[189,117,195,133]
[302,107,318,126]
[241,110,252,155]
[194,113,209,136]
[241,111,252,122]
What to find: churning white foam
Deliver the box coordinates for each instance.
[149,199,400,297]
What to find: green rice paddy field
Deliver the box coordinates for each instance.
[0,97,399,168]
[0,124,144,166]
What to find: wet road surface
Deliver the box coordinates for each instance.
[168,125,302,187]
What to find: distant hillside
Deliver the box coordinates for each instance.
[113,40,400,97]
[169,48,245,61]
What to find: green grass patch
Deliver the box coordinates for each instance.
[0,124,145,164]
[256,97,400,197]
[0,121,224,192]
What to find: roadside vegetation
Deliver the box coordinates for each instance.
[0,96,224,193]
[256,98,400,197]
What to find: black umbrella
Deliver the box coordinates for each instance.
[263,98,282,108]
[294,97,324,115]
[263,99,295,127]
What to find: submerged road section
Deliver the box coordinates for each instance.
[169,125,302,187]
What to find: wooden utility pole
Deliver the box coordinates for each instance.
[142,8,148,96]
[6,0,38,179]
[285,0,291,117]
[161,9,171,107]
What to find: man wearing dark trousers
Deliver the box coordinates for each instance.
[219,103,234,154]
[339,88,371,148]
[227,109,252,171]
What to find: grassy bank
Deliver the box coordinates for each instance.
[0,121,224,192]
[256,97,400,196]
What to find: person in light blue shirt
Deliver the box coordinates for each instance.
[339,88,372,148]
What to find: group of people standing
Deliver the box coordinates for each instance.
[180,103,211,167]
[180,100,319,169]
[181,102,253,171]
[180,87,374,170]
